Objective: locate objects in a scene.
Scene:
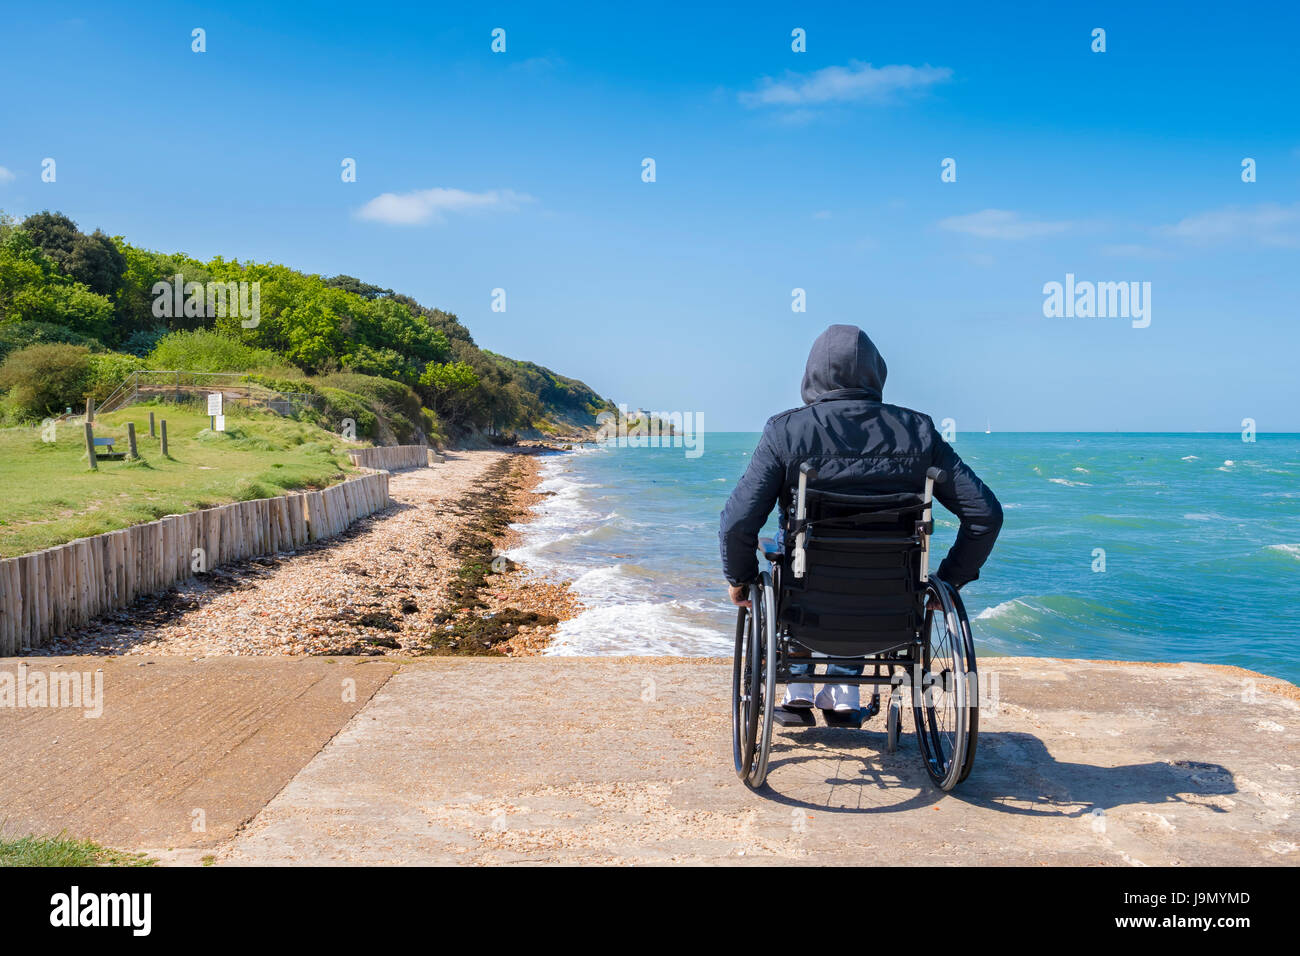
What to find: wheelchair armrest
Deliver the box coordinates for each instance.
[759,537,783,561]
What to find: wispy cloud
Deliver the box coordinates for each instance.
[356,187,533,226]
[740,61,951,108]
[510,55,563,73]
[938,209,1072,240]
[0,166,15,185]
[1156,202,1300,247]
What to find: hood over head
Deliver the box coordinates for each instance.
[799,324,888,404]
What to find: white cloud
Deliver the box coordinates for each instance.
[356,187,533,226]
[1156,202,1300,247]
[938,209,1072,240]
[0,166,15,184]
[740,61,951,108]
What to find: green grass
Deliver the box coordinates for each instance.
[0,834,155,867]
[0,401,360,558]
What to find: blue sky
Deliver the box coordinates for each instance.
[2,1,1297,430]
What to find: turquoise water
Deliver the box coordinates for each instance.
[507,433,1300,682]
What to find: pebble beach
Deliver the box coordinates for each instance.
[34,449,582,658]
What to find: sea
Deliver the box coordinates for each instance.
[505,432,1300,683]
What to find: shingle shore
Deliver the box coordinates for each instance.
[34,449,579,658]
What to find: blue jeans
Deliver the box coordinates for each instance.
[788,659,862,679]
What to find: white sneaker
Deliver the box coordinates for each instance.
[782,682,815,708]
[815,683,860,712]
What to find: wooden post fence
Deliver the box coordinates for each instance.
[0,470,393,654]
[346,445,434,471]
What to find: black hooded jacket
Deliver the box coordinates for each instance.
[719,324,1003,589]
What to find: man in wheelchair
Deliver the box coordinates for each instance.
[719,324,1003,789]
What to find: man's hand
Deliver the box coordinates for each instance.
[926,580,959,612]
[728,584,751,609]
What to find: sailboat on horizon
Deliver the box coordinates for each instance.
[985,420,991,434]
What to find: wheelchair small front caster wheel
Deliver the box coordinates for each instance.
[886,695,901,753]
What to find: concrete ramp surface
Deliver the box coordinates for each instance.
[217,657,1298,866]
[0,656,396,851]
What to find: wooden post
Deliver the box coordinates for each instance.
[161,420,169,457]
[85,397,94,422]
[127,422,138,460]
[48,546,64,636]
[1,560,13,654]
[149,411,156,438]
[84,422,98,470]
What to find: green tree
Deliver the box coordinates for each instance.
[418,360,480,422]
[324,274,393,299]
[65,229,127,297]
[21,211,80,267]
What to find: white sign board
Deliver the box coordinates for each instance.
[214,415,226,432]
[207,392,223,416]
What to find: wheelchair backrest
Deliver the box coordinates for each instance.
[779,487,927,656]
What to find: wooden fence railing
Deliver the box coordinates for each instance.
[0,470,391,654]
[345,445,435,471]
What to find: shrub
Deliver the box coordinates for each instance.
[0,343,93,419]
[317,371,426,443]
[244,373,315,394]
[119,327,167,357]
[3,279,114,342]
[86,351,145,401]
[419,408,446,448]
[0,320,101,360]
[146,329,280,372]
[342,343,416,383]
[317,372,418,409]
[315,386,378,438]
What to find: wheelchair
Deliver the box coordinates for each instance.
[732,464,978,792]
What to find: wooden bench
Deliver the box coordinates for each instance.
[92,436,126,461]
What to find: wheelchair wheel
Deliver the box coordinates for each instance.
[747,572,778,787]
[947,584,979,784]
[731,602,759,781]
[913,576,977,791]
[731,574,776,787]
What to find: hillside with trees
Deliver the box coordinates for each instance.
[0,210,612,445]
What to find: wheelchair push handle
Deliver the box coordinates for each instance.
[795,463,817,520]
[923,466,946,505]
[792,463,818,578]
[920,468,945,582]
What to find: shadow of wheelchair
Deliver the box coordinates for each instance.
[758,726,946,814]
[756,727,1237,819]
